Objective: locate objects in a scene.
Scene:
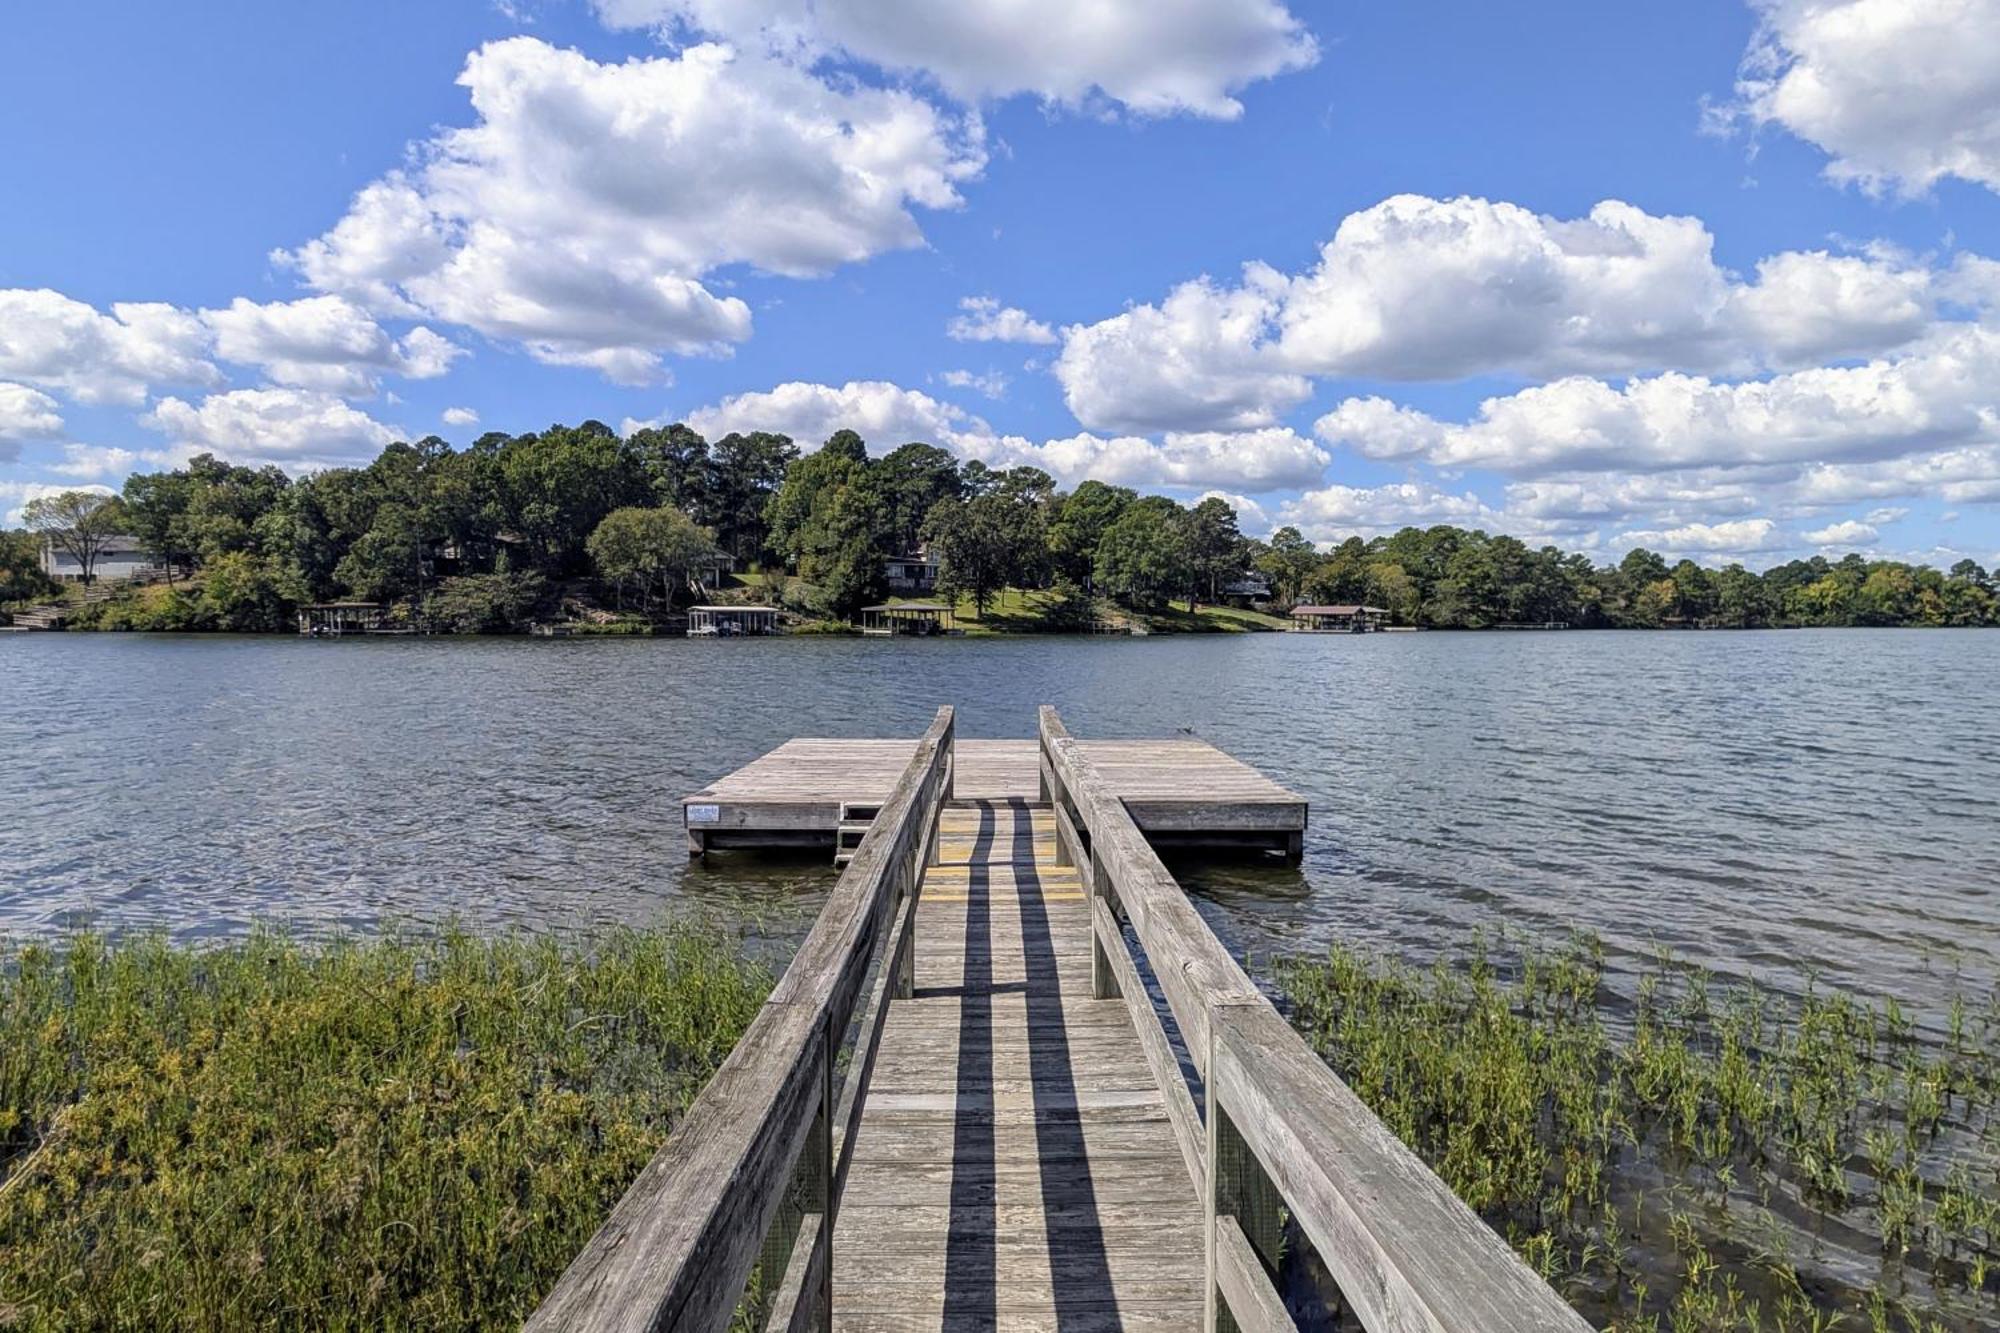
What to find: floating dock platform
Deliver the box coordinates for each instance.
[683,736,1306,860]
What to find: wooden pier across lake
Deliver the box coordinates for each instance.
[531,708,1589,1333]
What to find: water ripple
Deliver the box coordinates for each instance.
[2,629,1996,1014]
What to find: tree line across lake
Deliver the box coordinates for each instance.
[4,418,1997,632]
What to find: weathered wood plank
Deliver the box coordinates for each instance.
[830,1304,1200,1333]
[1212,1004,1592,1333]
[1093,896,1207,1199]
[686,732,1303,853]
[764,1212,829,1333]
[834,783,1203,1331]
[1213,1215,1295,1333]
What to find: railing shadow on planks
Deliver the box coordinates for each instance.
[527,704,1591,1333]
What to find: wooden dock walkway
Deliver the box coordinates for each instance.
[531,708,1590,1333]
[833,799,1205,1331]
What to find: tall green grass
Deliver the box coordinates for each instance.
[0,925,770,1330]
[1278,939,2000,1332]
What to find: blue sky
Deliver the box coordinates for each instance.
[3,0,1999,569]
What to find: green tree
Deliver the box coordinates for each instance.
[1047,480,1134,589]
[121,470,198,581]
[1713,564,1770,628]
[195,551,303,632]
[0,529,54,603]
[587,506,716,610]
[1183,497,1244,608]
[22,490,128,585]
[628,423,711,516]
[706,432,797,563]
[875,443,963,552]
[498,422,646,574]
[797,475,893,618]
[767,440,868,566]
[1255,526,1320,606]
[1094,498,1190,611]
[1854,564,1919,626]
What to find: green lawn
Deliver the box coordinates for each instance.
[943,588,1289,634]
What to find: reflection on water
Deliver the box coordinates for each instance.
[2,630,1995,1012]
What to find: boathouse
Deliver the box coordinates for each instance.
[859,601,953,636]
[687,605,779,636]
[297,602,391,636]
[1291,602,1388,632]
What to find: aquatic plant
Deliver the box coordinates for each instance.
[0,924,771,1330]
[1277,938,2000,1332]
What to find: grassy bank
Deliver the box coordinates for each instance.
[944,586,1291,634]
[0,926,770,1330]
[1278,939,2000,1332]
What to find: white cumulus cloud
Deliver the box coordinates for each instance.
[1277,480,1508,544]
[940,368,1009,399]
[1055,194,1958,434]
[0,383,65,446]
[1619,518,1784,553]
[278,38,982,384]
[1803,519,1880,545]
[947,297,1057,345]
[590,0,1317,119]
[1725,0,2000,196]
[202,296,464,396]
[1,480,117,527]
[1315,323,2000,477]
[142,388,403,472]
[680,377,1328,492]
[0,289,221,406]
[442,406,481,427]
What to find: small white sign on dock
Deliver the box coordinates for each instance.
[686,804,720,823]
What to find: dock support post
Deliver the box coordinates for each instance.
[686,826,706,858]
[1205,1009,1285,1333]
[809,1018,835,1331]
[1283,830,1302,864]
[1090,848,1119,1001]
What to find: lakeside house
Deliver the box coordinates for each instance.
[687,605,779,636]
[883,546,941,596]
[860,602,954,636]
[1291,603,1389,633]
[39,533,159,583]
[1218,573,1272,607]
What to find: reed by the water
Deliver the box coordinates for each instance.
[0,925,771,1331]
[1278,938,2000,1332]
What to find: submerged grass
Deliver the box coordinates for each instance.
[1277,939,2000,1332]
[0,924,771,1331]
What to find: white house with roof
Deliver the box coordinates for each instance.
[39,534,156,583]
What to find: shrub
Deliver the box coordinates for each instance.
[424,572,550,634]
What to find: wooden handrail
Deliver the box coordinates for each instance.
[529,707,955,1333]
[1037,705,1589,1333]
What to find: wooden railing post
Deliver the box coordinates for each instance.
[809,1014,834,1332]
[1089,847,1119,1001]
[1205,1004,1287,1333]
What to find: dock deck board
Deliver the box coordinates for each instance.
[685,737,1303,855]
[833,800,1204,1333]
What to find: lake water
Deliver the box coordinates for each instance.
[3,630,1996,1014]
